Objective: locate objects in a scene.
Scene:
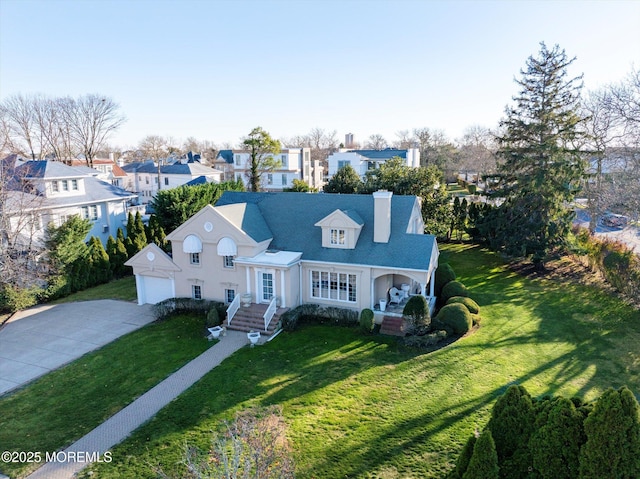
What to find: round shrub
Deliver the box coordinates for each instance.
[446,296,480,314]
[434,303,473,335]
[441,281,469,303]
[359,308,374,333]
[205,307,220,328]
[435,263,457,296]
[403,295,430,328]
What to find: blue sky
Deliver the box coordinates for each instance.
[1,0,638,149]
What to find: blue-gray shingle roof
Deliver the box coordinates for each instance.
[350,149,408,160]
[216,192,435,271]
[217,150,234,164]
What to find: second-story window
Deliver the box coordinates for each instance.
[164,177,169,186]
[61,180,69,191]
[71,179,78,190]
[267,174,273,185]
[223,256,234,268]
[281,154,288,167]
[330,228,346,246]
[51,181,59,193]
[190,252,200,265]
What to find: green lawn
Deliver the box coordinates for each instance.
[78,243,640,479]
[0,313,214,479]
[50,276,137,303]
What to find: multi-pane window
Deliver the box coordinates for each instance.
[281,154,288,167]
[145,177,150,184]
[267,174,273,185]
[71,179,78,190]
[223,256,234,268]
[225,289,235,304]
[311,271,357,303]
[81,205,99,220]
[61,180,69,191]
[330,228,346,245]
[192,285,202,300]
[234,154,241,165]
[190,252,200,265]
[164,177,169,186]
[338,160,350,170]
[51,181,59,193]
[281,174,287,186]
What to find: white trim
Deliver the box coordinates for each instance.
[280,269,286,308]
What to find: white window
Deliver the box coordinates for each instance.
[154,177,158,184]
[234,154,241,166]
[281,154,288,167]
[223,256,234,268]
[338,160,350,170]
[281,174,287,186]
[192,285,202,300]
[61,180,69,191]
[82,205,99,221]
[311,271,357,303]
[225,289,235,303]
[146,177,149,184]
[267,174,273,185]
[330,229,346,245]
[71,179,78,190]
[190,252,200,265]
[51,181,59,193]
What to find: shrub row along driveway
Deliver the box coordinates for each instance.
[0,300,155,395]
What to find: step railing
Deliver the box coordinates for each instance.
[226,294,240,326]
[263,297,277,332]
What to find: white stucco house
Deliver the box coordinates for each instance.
[214,147,324,191]
[126,190,439,335]
[327,148,421,179]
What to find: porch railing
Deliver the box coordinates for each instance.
[263,297,277,332]
[226,294,240,326]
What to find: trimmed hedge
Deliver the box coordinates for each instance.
[153,297,225,321]
[359,308,374,333]
[281,304,359,332]
[435,263,457,296]
[446,296,480,314]
[205,307,221,328]
[441,281,469,303]
[434,303,473,335]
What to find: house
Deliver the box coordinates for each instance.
[2,159,138,248]
[121,160,223,203]
[214,147,323,191]
[126,191,439,333]
[327,148,421,179]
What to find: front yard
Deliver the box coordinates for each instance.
[2,244,639,478]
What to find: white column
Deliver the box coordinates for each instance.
[430,270,436,297]
[280,269,286,308]
[421,283,427,297]
[246,267,251,294]
[135,274,144,305]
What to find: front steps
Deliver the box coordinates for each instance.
[380,315,405,336]
[225,303,288,336]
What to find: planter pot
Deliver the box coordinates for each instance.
[379,300,387,312]
[241,293,252,307]
[207,326,223,339]
[247,331,260,346]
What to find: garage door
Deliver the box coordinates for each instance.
[140,275,174,304]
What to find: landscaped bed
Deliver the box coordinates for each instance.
[78,243,640,478]
[0,313,214,479]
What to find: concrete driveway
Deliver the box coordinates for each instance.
[0,300,155,396]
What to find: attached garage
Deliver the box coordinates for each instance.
[125,244,182,305]
[136,274,175,305]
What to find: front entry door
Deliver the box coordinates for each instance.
[259,271,274,303]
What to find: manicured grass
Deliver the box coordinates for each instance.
[81,243,640,479]
[0,313,213,479]
[50,276,137,304]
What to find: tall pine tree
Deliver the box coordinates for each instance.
[486,43,587,268]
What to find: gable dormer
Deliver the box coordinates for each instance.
[314,209,364,249]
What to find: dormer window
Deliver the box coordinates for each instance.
[62,180,69,191]
[71,179,78,190]
[52,181,59,193]
[330,229,346,246]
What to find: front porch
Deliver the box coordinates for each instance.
[373,295,436,317]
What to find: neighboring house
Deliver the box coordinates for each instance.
[327,148,421,179]
[126,191,439,332]
[2,158,138,248]
[121,160,223,203]
[214,147,323,191]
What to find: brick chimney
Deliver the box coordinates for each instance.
[373,190,392,243]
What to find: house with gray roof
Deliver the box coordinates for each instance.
[327,148,421,179]
[121,160,223,203]
[126,190,439,335]
[2,159,138,249]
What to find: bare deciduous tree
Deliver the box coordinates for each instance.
[365,133,388,150]
[457,125,497,183]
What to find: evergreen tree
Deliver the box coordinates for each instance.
[323,164,363,193]
[579,386,640,479]
[462,429,499,479]
[487,385,536,477]
[133,211,147,252]
[529,397,585,479]
[87,236,112,286]
[145,214,167,249]
[453,434,477,478]
[487,43,587,268]
[113,236,129,277]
